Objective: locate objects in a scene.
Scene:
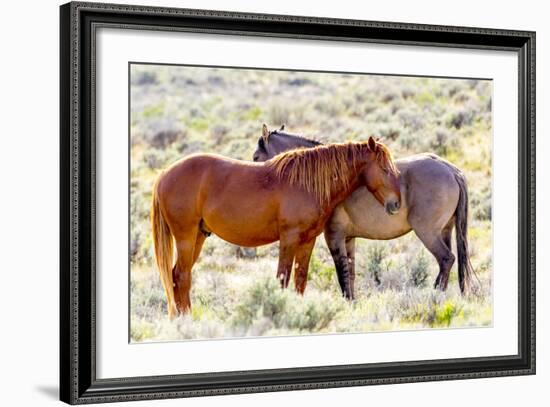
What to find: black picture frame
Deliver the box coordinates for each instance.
[60,1,536,404]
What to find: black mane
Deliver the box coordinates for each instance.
[271,130,322,145]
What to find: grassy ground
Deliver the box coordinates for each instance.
[130,64,493,342]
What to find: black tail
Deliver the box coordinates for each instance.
[453,171,475,294]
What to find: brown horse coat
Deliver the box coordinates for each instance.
[152,138,401,318]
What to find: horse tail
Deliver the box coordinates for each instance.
[453,170,475,294]
[151,174,178,319]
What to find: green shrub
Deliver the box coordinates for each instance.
[132,70,158,86]
[366,244,387,286]
[230,276,344,334]
[230,277,288,328]
[282,294,343,331]
[268,104,290,125]
[309,253,334,291]
[409,251,430,288]
[434,301,461,327]
[447,108,475,129]
[471,186,492,221]
[142,102,165,119]
[429,128,459,156]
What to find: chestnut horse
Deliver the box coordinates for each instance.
[151,132,401,318]
[253,126,475,298]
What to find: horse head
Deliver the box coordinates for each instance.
[361,136,401,215]
[252,124,320,162]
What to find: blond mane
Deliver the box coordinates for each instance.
[266,140,398,205]
[375,142,399,174]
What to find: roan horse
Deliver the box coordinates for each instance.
[151,132,401,318]
[253,125,475,298]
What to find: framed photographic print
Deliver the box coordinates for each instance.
[60,1,536,404]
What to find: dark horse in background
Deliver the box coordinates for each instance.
[151,135,400,318]
[253,125,475,299]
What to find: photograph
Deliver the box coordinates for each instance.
[129,63,494,343]
[58,2,535,404]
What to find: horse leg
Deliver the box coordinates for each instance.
[434,219,455,289]
[324,228,353,300]
[277,238,297,288]
[171,226,200,314]
[293,238,316,294]
[345,237,356,296]
[172,231,206,312]
[193,230,207,264]
[413,226,455,291]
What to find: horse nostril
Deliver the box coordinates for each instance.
[253,156,258,162]
[386,201,400,215]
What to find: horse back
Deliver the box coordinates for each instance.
[397,153,461,195]
[157,153,271,206]
[397,153,461,226]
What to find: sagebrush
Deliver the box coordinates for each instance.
[130,65,493,342]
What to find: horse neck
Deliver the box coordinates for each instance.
[270,132,320,156]
[283,132,320,148]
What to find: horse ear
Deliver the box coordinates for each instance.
[280,124,285,131]
[367,136,377,152]
[262,124,270,144]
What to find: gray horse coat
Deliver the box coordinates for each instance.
[253,125,474,298]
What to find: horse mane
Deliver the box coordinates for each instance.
[258,130,321,153]
[266,141,398,205]
[271,130,323,146]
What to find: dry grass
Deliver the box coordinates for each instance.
[130,65,493,342]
